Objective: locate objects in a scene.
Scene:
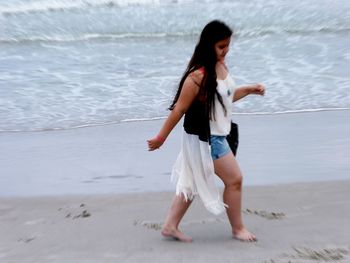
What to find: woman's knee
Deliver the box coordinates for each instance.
[225,174,243,191]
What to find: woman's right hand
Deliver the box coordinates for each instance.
[147,136,164,151]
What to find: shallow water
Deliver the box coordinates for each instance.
[1,0,350,132]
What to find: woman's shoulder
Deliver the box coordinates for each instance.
[188,67,205,86]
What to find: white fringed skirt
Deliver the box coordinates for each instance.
[171,131,227,215]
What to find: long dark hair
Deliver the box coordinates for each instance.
[169,20,233,120]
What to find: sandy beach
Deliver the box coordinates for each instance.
[1,0,350,261]
[1,110,350,262]
[0,181,349,262]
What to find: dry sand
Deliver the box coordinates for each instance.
[0,180,349,262]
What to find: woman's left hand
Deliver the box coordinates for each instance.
[249,84,265,96]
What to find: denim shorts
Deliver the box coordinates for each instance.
[210,135,231,160]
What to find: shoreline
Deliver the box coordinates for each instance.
[2,107,350,134]
[1,110,350,197]
[0,178,349,200]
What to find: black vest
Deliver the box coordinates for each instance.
[183,98,210,143]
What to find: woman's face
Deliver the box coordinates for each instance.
[214,37,231,62]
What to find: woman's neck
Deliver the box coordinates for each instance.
[216,61,228,80]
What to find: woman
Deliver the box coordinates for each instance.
[147,20,265,242]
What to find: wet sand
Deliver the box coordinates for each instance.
[1,110,349,196]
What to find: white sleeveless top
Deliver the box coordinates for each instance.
[171,74,236,215]
[209,74,236,136]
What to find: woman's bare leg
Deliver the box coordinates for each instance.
[161,194,193,242]
[213,152,257,242]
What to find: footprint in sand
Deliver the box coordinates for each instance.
[133,220,162,230]
[244,208,285,220]
[262,246,349,262]
[18,237,36,243]
[58,203,91,219]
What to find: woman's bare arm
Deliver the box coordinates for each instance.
[147,73,202,151]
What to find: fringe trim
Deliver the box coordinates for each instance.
[204,200,228,215]
[175,185,227,216]
[175,184,196,202]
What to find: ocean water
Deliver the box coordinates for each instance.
[1,0,350,132]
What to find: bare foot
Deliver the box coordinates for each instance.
[161,227,193,242]
[233,228,257,242]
